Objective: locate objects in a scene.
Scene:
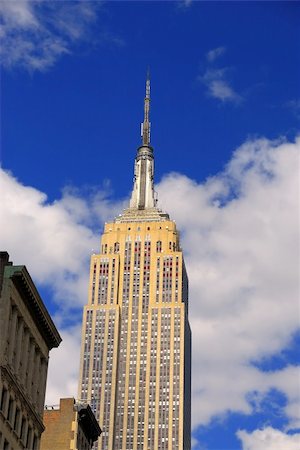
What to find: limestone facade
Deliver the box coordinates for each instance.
[0,252,61,450]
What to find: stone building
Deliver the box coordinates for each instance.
[40,397,101,450]
[0,252,62,450]
[78,77,191,449]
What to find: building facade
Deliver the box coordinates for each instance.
[0,252,62,450]
[78,78,191,450]
[40,397,101,450]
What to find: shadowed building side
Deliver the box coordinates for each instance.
[0,251,61,450]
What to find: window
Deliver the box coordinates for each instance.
[26,427,32,448]
[20,417,27,443]
[8,397,14,424]
[0,387,8,414]
[32,435,38,450]
[14,408,20,434]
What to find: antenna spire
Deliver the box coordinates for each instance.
[141,70,151,146]
[130,72,155,210]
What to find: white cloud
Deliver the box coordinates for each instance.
[208,79,240,102]
[2,135,299,430]
[0,168,126,405]
[200,48,242,103]
[206,46,226,62]
[45,325,82,405]
[237,427,300,450]
[267,365,300,430]
[0,169,124,314]
[157,136,300,428]
[200,67,242,103]
[0,1,100,71]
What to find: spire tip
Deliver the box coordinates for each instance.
[142,70,151,145]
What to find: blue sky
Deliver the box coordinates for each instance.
[0,2,299,449]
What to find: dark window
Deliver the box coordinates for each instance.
[21,417,27,442]
[26,426,32,448]
[8,397,14,423]
[0,388,8,414]
[14,407,20,433]
[32,435,38,450]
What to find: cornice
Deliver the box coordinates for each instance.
[4,266,62,350]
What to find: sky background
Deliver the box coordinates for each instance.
[0,1,299,449]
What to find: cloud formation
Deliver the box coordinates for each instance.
[1,135,299,438]
[237,427,300,450]
[0,1,99,71]
[200,47,241,103]
[0,169,124,314]
[157,136,300,430]
[206,46,226,62]
[201,68,241,103]
[45,325,82,404]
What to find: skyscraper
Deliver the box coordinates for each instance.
[78,77,191,450]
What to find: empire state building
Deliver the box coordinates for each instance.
[78,77,191,450]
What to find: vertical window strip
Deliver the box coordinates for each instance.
[115,241,132,449]
[175,256,179,302]
[158,307,171,449]
[98,259,109,305]
[101,310,115,449]
[162,257,173,303]
[81,310,93,401]
[156,257,160,303]
[91,263,97,305]
[89,310,106,422]
[148,308,158,447]
[172,307,181,448]
[136,240,151,445]
[126,240,141,445]
[110,258,116,304]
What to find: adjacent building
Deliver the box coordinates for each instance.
[78,78,191,449]
[0,251,62,450]
[40,397,101,450]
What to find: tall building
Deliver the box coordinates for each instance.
[78,77,191,450]
[0,251,62,450]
